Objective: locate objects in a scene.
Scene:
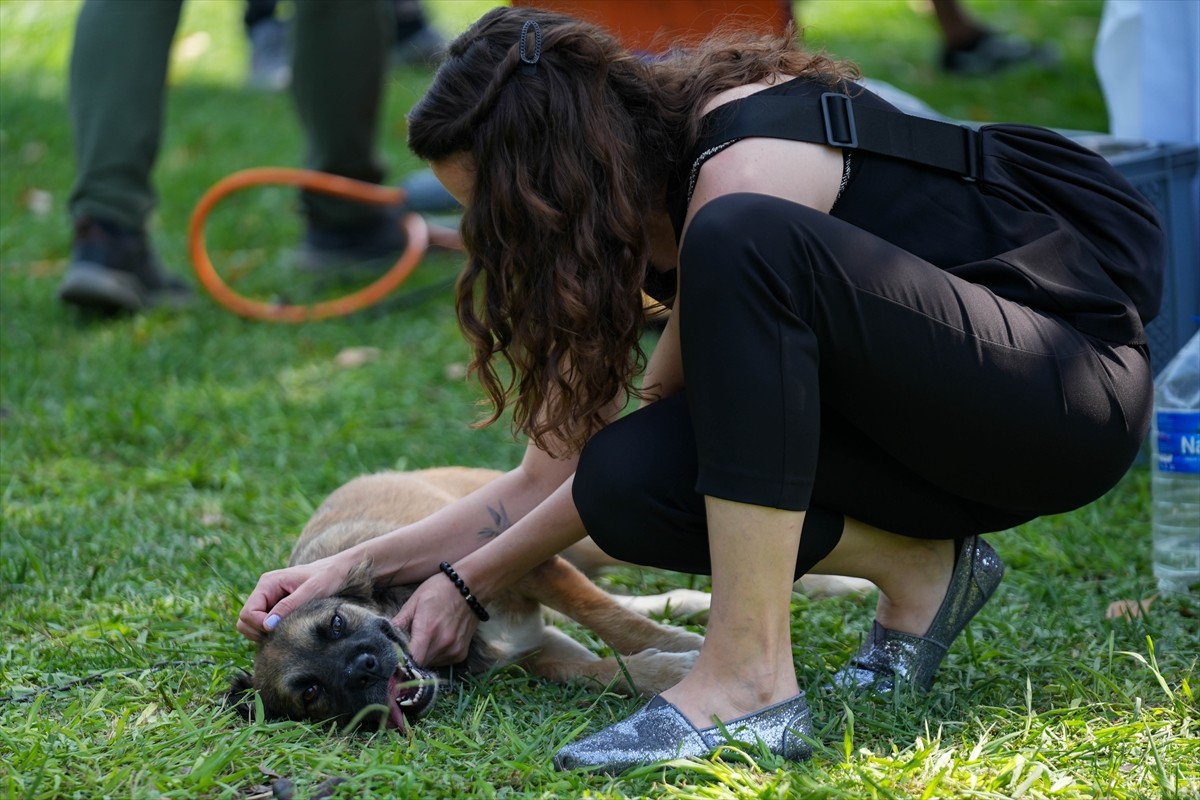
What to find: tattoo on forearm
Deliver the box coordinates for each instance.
[478,502,511,539]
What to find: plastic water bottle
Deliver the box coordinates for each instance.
[1151,330,1200,595]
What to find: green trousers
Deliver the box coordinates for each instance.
[67,0,394,232]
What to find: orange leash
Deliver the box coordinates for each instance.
[189,167,461,323]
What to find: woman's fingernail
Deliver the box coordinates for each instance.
[265,614,281,630]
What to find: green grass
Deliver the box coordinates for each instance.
[1,1,1196,798]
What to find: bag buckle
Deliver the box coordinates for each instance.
[962,125,980,182]
[820,92,858,149]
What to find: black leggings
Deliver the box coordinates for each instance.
[573,194,1152,579]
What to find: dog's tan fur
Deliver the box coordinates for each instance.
[562,536,875,600]
[234,467,707,730]
[294,467,706,689]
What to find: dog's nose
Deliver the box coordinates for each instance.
[350,651,380,683]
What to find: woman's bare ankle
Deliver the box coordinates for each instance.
[662,665,799,729]
[873,538,956,635]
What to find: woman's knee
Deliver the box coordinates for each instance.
[679,193,828,322]
[682,193,823,271]
[573,395,700,558]
[574,417,659,547]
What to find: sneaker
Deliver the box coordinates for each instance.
[941,30,1061,76]
[247,17,291,91]
[58,217,192,314]
[296,209,410,273]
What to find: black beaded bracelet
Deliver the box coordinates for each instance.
[438,561,490,621]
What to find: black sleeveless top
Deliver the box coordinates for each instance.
[664,76,1032,265]
[652,75,1163,346]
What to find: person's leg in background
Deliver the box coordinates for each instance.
[249,0,445,91]
[392,0,445,67]
[930,0,1060,75]
[290,0,408,269]
[244,0,290,91]
[61,0,192,314]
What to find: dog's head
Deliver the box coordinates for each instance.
[229,568,439,732]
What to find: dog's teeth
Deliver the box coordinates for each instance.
[397,685,426,708]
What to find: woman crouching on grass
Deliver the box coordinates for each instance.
[238,6,1162,773]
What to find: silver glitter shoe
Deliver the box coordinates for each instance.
[553,693,813,773]
[830,536,1005,693]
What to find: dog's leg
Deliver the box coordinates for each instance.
[606,589,711,620]
[560,537,625,576]
[796,574,875,597]
[524,626,697,698]
[564,536,874,599]
[542,585,711,624]
[513,557,703,655]
[557,539,712,621]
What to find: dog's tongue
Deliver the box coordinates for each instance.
[385,674,408,734]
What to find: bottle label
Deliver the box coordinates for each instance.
[1156,410,1200,474]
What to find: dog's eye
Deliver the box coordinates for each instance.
[301,685,321,705]
[330,613,344,639]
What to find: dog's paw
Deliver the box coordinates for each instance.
[623,648,700,696]
[654,626,704,654]
[613,588,712,620]
[795,574,875,598]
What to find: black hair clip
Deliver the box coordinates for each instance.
[519,20,542,75]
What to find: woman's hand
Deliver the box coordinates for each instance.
[236,552,352,641]
[393,571,481,667]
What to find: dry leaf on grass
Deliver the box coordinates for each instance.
[334,347,381,368]
[21,188,52,215]
[24,260,65,278]
[174,30,211,62]
[1104,595,1156,620]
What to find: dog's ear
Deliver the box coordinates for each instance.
[334,558,375,603]
[225,671,259,721]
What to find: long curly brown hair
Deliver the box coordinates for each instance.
[407,7,856,455]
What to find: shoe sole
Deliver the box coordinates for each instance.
[58,261,193,313]
[58,262,144,313]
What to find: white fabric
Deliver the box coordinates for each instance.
[1095,0,1200,143]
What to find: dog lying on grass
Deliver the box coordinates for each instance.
[229,467,709,732]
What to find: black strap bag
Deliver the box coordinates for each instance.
[693,89,1166,345]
